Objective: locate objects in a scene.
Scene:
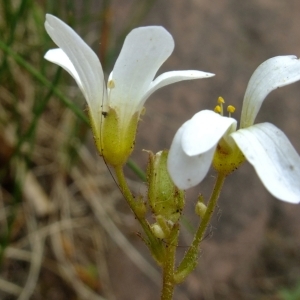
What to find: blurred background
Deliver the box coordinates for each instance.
[1,0,300,299]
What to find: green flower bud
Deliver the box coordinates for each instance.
[195,202,207,218]
[147,150,184,224]
[151,223,166,239]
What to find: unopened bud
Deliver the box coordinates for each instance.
[195,202,207,218]
[147,150,184,223]
[151,223,166,239]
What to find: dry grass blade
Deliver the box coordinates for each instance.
[50,221,107,300]
[17,203,45,300]
[91,226,116,300]
[23,172,55,217]
[0,278,22,296]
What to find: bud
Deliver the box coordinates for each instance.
[195,202,207,218]
[151,223,166,239]
[147,150,184,224]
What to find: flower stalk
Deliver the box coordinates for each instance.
[161,224,179,300]
[114,165,166,264]
[174,173,226,283]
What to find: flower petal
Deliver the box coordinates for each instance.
[168,121,216,189]
[109,26,174,121]
[141,70,215,102]
[231,122,300,203]
[45,48,83,90]
[241,56,300,128]
[182,110,237,156]
[44,14,106,134]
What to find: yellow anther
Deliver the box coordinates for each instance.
[227,105,236,117]
[227,105,235,113]
[108,79,115,89]
[217,96,225,104]
[216,97,225,115]
[214,105,221,113]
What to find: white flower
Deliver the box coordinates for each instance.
[168,56,300,203]
[44,14,214,166]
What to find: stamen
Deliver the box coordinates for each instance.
[217,96,225,115]
[227,105,236,117]
[217,96,225,104]
[214,105,221,114]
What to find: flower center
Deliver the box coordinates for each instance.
[212,97,245,175]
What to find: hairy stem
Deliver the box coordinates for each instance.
[174,173,226,283]
[114,165,164,263]
[161,226,179,300]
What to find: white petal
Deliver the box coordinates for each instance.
[168,121,216,189]
[45,49,83,90]
[182,110,237,156]
[231,123,300,203]
[142,70,215,103]
[109,26,174,122]
[45,14,106,133]
[241,56,300,128]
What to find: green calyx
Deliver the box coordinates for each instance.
[213,138,245,175]
[99,107,139,167]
